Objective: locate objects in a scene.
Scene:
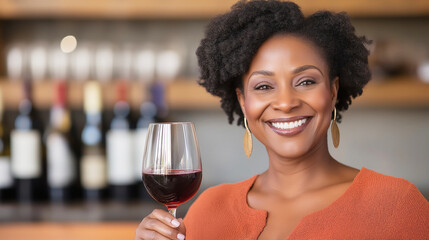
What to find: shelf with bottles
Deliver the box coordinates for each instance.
[0,0,428,19]
[1,4,428,111]
[0,78,166,206]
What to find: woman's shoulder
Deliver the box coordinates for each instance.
[352,167,427,205]
[355,168,429,237]
[357,167,425,197]
[351,168,428,217]
[297,168,429,238]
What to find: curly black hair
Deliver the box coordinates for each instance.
[196,0,371,126]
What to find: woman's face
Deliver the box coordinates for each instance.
[237,35,338,160]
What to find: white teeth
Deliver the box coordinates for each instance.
[272,118,307,130]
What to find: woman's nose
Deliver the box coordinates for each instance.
[271,88,300,112]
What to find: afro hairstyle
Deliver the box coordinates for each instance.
[196,0,371,126]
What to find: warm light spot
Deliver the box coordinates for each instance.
[60,35,77,53]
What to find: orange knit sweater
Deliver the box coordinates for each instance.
[184,168,429,239]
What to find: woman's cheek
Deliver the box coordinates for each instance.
[244,95,267,120]
[307,89,333,127]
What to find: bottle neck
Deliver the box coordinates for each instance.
[82,81,104,147]
[110,81,130,130]
[50,106,70,131]
[82,112,103,147]
[15,81,38,131]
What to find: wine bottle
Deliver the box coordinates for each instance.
[80,80,107,202]
[45,81,77,203]
[134,101,157,200]
[106,81,134,202]
[0,87,14,202]
[11,80,45,203]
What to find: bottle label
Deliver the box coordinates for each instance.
[0,156,13,188]
[81,154,107,189]
[11,130,41,178]
[107,130,134,185]
[134,128,148,181]
[47,133,75,188]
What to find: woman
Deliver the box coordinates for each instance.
[135,1,429,239]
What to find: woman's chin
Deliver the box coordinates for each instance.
[269,144,312,161]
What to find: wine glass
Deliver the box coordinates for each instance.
[142,122,202,217]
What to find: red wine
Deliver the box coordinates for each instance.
[142,170,202,208]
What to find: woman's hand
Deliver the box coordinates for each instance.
[135,209,186,240]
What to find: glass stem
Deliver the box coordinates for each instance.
[168,208,177,218]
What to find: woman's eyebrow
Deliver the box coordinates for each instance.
[247,65,323,80]
[248,70,274,80]
[293,65,324,76]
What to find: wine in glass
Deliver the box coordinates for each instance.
[142,122,202,217]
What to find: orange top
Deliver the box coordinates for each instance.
[184,168,429,239]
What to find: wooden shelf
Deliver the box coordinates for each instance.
[0,222,137,240]
[0,79,148,109]
[1,77,428,110]
[0,0,428,19]
[0,78,220,110]
[166,80,219,110]
[354,77,429,108]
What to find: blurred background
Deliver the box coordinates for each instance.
[0,0,428,238]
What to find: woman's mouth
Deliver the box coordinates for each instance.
[267,117,311,136]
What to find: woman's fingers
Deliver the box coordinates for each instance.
[150,209,182,228]
[135,209,186,240]
[135,228,172,240]
[177,218,186,235]
[142,216,184,239]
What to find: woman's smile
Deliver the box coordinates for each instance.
[267,116,312,137]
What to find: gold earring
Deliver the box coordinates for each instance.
[243,117,253,158]
[331,108,340,148]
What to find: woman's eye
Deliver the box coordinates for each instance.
[255,84,272,90]
[298,79,315,86]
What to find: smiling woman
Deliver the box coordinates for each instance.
[134,1,429,240]
[237,35,336,161]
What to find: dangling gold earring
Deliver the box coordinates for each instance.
[331,108,340,148]
[243,117,253,158]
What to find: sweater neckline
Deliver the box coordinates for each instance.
[241,167,369,239]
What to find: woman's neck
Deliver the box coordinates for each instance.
[261,139,341,198]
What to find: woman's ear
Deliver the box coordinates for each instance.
[236,88,246,116]
[331,77,339,108]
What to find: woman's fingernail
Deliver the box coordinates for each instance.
[177,233,185,240]
[171,219,180,227]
